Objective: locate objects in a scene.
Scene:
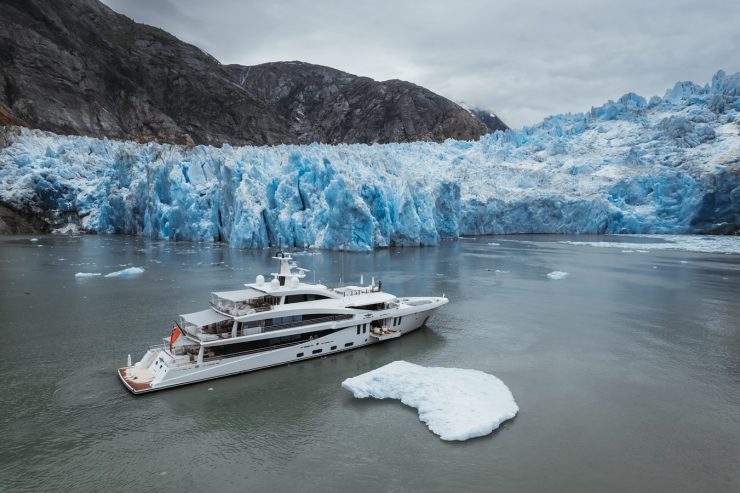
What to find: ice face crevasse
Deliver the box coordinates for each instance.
[0,70,738,250]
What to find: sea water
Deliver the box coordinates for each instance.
[0,234,738,492]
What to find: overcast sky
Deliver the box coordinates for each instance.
[102,0,739,128]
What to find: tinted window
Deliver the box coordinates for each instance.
[285,294,330,304]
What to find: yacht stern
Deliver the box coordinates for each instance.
[118,366,155,394]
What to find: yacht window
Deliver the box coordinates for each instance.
[331,346,337,350]
[344,342,354,347]
[297,352,304,357]
[398,316,402,324]
[362,325,366,334]
[312,349,322,355]
[285,294,330,304]
[356,326,360,335]
[353,303,385,311]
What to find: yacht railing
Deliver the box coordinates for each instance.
[209,301,273,317]
[330,286,380,296]
[180,313,355,342]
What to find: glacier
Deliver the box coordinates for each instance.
[342,361,518,441]
[0,70,738,251]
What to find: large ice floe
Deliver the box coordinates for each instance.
[342,361,518,441]
[0,71,738,251]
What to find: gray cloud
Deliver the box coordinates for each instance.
[103,0,740,128]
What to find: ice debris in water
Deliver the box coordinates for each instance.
[104,267,145,278]
[1,71,738,251]
[342,361,518,441]
[547,271,569,280]
[74,272,102,278]
[561,235,740,254]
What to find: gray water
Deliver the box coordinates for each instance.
[1,235,739,492]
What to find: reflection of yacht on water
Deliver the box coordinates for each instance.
[118,251,449,394]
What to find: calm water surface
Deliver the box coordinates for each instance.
[1,235,739,492]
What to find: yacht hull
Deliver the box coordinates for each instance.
[119,300,445,394]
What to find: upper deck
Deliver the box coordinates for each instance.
[171,251,417,348]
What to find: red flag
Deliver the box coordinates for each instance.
[169,326,182,352]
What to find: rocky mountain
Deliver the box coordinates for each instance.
[468,108,509,133]
[0,0,491,146]
[227,62,491,144]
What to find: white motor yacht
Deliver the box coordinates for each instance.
[118,252,448,394]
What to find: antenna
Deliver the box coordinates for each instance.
[313,247,317,284]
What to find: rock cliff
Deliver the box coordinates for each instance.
[0,0,491,146]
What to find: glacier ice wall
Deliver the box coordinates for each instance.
[0,70,738,250]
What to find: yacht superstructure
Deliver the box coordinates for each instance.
[118,252,448,394]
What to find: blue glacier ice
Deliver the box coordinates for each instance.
[0,71,738,251]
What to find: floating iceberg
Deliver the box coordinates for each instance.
[104,267,145,278]
[0,71,738,250]
[342,361,518,441]
[74,272,101,277]
[547,271,569,280]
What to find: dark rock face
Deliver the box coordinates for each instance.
[469,108,509,133]
[0,203,49,234]
[0,0,490,146]
[227,62,490,144]
[0,0,290,146]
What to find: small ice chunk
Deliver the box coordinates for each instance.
[342,361,518,441]
[75,272,101,278]
[488,242,500,246]
[547,271,569,280]
[30,238,38,242]
[53,223,80,235]
[104,267,145,278]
